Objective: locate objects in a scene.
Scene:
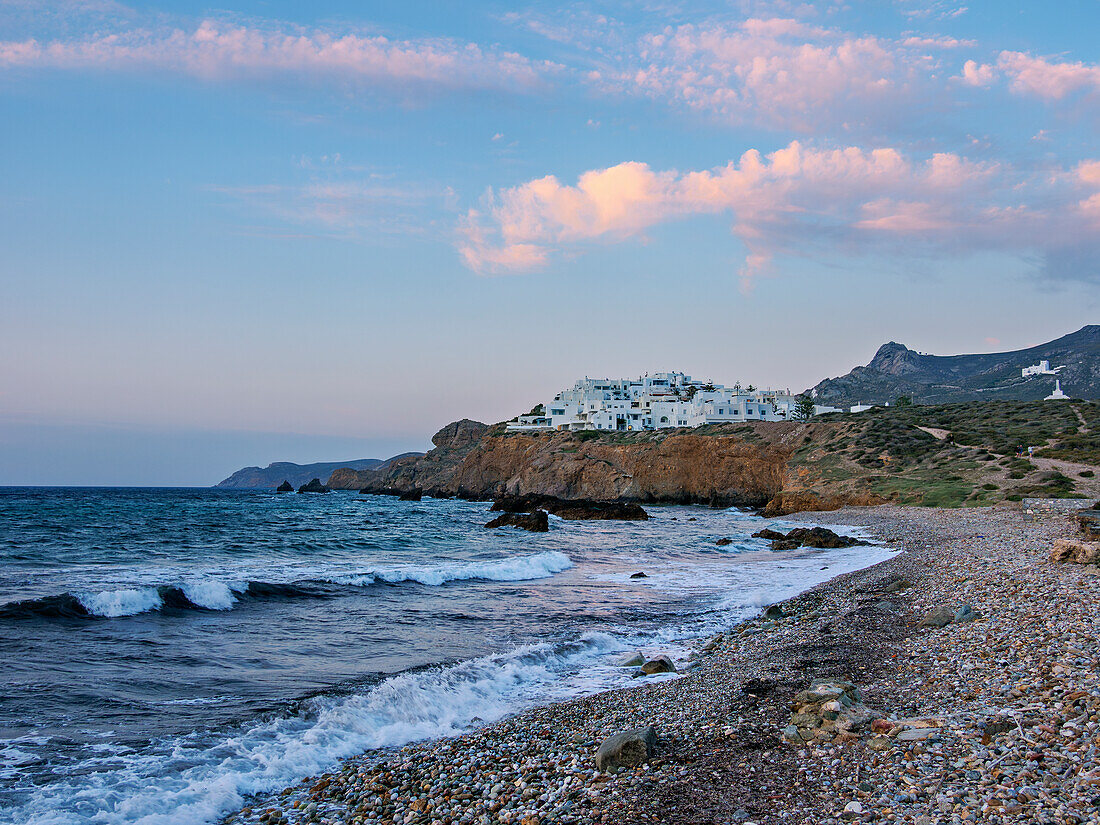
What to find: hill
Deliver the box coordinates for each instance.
[810,325,1100,406]
[327,403,1100,512]
[215,453,422,489]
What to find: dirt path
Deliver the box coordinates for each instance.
[1029,455,1100,498]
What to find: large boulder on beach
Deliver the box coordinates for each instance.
[484,511,549,532]
[752,528,786,541]
[1050,538,1100,564]
[594,726,658,771]
[297,478,330,493]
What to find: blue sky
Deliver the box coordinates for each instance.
[1,0,1098,484]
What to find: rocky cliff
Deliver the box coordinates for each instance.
[329,421,793,507]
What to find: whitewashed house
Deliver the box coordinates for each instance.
[508,372,799,432]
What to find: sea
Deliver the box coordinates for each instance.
[0,487,894,825]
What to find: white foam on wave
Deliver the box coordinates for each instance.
[180,581,237,610]
[76,588,163,618]
[8,632,623,825]
[333,550,574,587]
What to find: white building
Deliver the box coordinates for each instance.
[508,372,799,432]
[1045,379,1070,401]
[1023,360,1062,377]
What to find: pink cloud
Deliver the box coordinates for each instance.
[587,18,958,132]
[0,19,551,94]
[995,51,1100,99]
[902,35,975,49]
[958,59,994,86]
[459,141,1100,283]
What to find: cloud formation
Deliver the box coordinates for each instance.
[459,141,1100,285]
[586,19,923,131]
[0,19,551,95]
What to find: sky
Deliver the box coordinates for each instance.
[1,0,1099,485]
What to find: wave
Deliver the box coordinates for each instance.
[7,632,624,825]
[0,552,574,620]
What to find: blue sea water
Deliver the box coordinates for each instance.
[0,488,893,825]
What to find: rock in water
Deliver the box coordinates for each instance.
[484,511,549,532]
[297,478,330,493]
[639,655,676,675]
[752,528,787,541]
[490,495,648,521]
[276,480,293,493]
[398,488,423,501]
[615,651,645,667]
[629,571,647,578]
[715,538,733,546]
[594,726,658,771]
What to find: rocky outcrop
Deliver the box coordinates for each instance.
[490,495,648,521]
[594,727,658,771]
[276,480,294,493]
[297,478,330,493]
[331,421,790,507]
[484,511,550,532]
[398,489,423,501]
[756,526,868,551]
[762,491,887,517]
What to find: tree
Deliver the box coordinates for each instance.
[894,395,913,407]
[702,382,716,392]
[685,385,699,400]
[746,384,756,392]
[793,393,816,420]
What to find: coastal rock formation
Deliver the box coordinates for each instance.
[297,478,330,493]
[490,495,649,521]
[398,489,423,501]
[638,655,677,676]
[276,480,293,493]
[484,511,549,532]
[330,421,789,508]
[754,526,867,551]
[594,726,658,771]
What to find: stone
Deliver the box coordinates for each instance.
[615,651,645,668]
[1050,538,1100,564]
[751,528,787,541]
[639,655,676,675]
[593,726,657,771]
[953,604,981,623]
[398,488,423,501]
[763,604,784,620]
[919,605,956,628]
[276,480,294,493]
[490,495,649,521]
[484,511,549,532]
[716,538,733,546]
[297,478,330,493]
[897,727,940,741]
[629,572,647,578]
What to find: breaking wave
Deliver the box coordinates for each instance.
[0,552,574,620]
[7,632,624,825]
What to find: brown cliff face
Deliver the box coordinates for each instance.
[329,421,791,507]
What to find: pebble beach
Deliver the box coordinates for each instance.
[226,503,1099,825]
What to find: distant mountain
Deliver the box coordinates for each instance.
[810,325,1100,406]
[215,453,423,489]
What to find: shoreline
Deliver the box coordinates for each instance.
[225,503,1094,825]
